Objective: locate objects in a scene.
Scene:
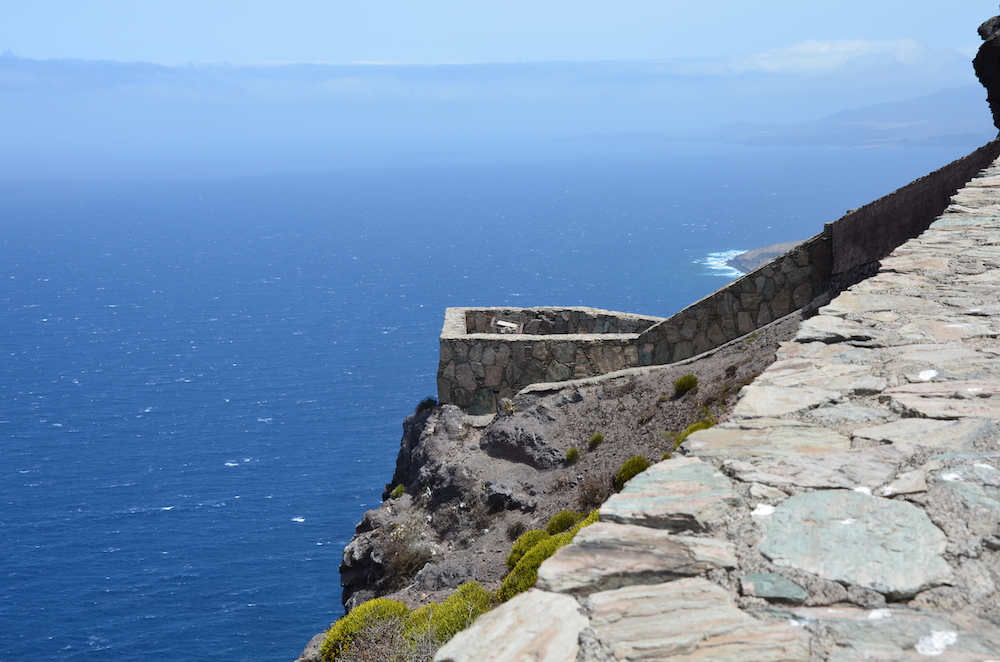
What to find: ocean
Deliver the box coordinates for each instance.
[0,142,974,661]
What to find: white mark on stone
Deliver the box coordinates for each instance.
[975,463,998,471]
[915,630,957,656]
[945,324,968,328]
[752,504,775,518]
[940,472,962,482]
[839,518,856,525]
[854,486,872,495]
[879,485,896,496]
[868,609,892,620]
[919,370,939,381]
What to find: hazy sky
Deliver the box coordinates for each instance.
[3,1,997,178]
[2,0,994,64]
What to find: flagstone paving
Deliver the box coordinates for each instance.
[435,159,1000,661]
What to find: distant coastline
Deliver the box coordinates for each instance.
[726,240,804,273]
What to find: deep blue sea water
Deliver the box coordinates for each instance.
[0,143,974,661]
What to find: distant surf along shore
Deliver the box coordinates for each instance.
[726,240,804,273]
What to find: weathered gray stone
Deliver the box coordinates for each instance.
[722,452,898,490]
[433,589,587,662]
[600,457,744,533]
[888,394,1000,420]
[787,606,1000,661]
[536,522,737,595]
[741,573,809,604]
[795,315,879,344]
[758,490,953,598]
[853,418,995,451]
[806,403,893,426]
[820,291,941,317]
[588,578,811,661]
[732,384,842,418]
[683,420,851,457]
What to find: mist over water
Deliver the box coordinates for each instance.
[0,142,974,660]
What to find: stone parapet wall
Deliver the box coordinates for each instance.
[434,150,1000,662]
[636,232,832,364]
[438,307,666,414]
[437,141,1000,413]
[463,307,658,336]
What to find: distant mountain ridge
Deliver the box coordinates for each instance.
[578,86,996,148]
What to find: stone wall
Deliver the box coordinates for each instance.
[437,140,1000,413]
[437,307,666,414]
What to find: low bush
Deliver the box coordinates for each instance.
[506,529,550,571]
[496,510,598,602]
[564,447,580,464]
[545,510,586,535]
[614,456,652,491]
[415,397,438,414]
[505,520,527,541]
[587,433,605,450]
[389,483,405,499]
[673,420,714,449]
[577,472,612,510]
[405,581,494,649]
[383,524,433,589]
[319,597,411,661]
[673,374,698,397]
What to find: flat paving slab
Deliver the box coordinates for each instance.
[600,456,744,533]
[588,578,811,662]
[536,522,736,596]
[757,490,953,599]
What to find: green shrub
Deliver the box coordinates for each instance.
[587,433,605,449]
[389,483,405,499]
[319,597,411,661]
[506,529,550,571]
[673,420,714,449]
[545,510,586,535]
[614,456,652,491]
[673,374,698,397]
[408,581,494,644]
[415,397,437,414]
[496,510,598,602]
[564,447,580,464]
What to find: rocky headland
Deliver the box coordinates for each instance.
[298,15,1000,662]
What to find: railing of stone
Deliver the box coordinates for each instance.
[438,307,666,414]
[437,141,1000,414]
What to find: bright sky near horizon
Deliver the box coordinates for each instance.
[2,0,995,64]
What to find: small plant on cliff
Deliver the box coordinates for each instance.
[661,407,717,459]
[587,432,605,450]
[564,447,580,464]
[506,529,550,571]
[389,483,405,499]
[577,472,612,510]
[673,374,698,397]
[496,510,598,602]
[506,520,528,541]
[405,581,495,646]
[383,523,433,590]
[545,510,586,535]
[614,456,652,491]
[319,597,411,661]
[415,396,437,414]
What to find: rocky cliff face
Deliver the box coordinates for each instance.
[294,312,801,660]
[975,14,1000,131]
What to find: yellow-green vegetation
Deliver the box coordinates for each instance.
[614,455,652,491]
[405,581,494,645]
[496,510,598,603]
[587,432,605,449]
[320,583,494,661]
[506,529,550,571]
[673,373,698,397]
[565,447,580,464]
[389,483,405,499]
[319,597,411,661]
[660,406,717,459]
[545,510,586,535]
